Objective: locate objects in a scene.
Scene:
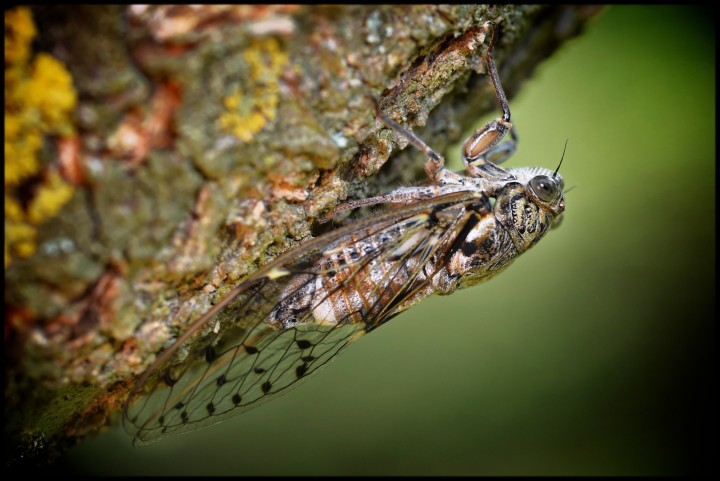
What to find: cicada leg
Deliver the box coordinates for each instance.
[462,21,517,181]
[369,96,456,185]
[373,21,517,185]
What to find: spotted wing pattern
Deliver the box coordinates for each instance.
[124,191,488,444]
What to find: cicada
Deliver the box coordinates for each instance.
[123,21,566,445]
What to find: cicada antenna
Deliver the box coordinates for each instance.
[554,139,569,179]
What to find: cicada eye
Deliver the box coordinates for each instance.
[529,175,559,203]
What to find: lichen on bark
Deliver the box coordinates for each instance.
[4,5,601,466]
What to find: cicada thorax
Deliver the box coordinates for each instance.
[438,203,516,291]
[426,181,563,292]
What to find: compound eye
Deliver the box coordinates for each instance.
[529,175,558,203]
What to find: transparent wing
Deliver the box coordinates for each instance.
[124,191,486,445]
[126,298,364,445]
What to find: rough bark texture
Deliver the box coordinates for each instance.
[4,5,601,467]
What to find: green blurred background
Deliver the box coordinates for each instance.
[56,6,714,475]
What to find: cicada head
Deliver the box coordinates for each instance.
[494,166,565,253]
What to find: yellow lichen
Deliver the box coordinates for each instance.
[25,54,78,132]
[219,37,288,142]
[4,6,36,66]
[27,171,76,225]
[4,7,78,267]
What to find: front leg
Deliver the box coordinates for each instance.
[369,97,460,185]
[462,22,517,182]
[372,22,517,185]
[463,126,518,180]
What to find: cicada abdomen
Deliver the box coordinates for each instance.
[124,21,566,445]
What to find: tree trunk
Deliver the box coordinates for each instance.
[4,5,601,466]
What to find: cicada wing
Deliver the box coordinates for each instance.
[124,267,367,445]
[124,191,485,445]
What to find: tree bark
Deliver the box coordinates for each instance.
[4,5,601,466]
